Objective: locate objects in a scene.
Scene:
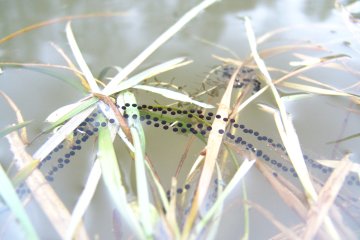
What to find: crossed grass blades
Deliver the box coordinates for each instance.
[2,1,360,239]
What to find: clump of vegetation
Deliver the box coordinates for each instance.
[1,0,360,239]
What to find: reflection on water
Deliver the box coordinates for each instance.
[1,0,360,239]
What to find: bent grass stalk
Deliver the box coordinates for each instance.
[243,16,348,239]
[181,65,239,239]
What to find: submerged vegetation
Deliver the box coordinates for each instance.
[1,0,360,239]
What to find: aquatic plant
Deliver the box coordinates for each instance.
[1,0,360,239]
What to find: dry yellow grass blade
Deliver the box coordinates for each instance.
[243,16,318,201]
[175,136,196,178]
[244,200,302,240]
[259,44,325,59]
[194,36,240,59]
[255,158,345,239]
[280,82,353,97]
[255,160,308,220]
[273,57,349,87]
[243,17,341,238]
[165,177,181,238]
[6,131,89,239]
[256,23,344,46]
[50,42,91,91]
[289,53,349,67]
[0,62,85,75]
[303,154,354,240]
[212,55,243,66]
[279,70,354,95]
[181,66,239,239]
[0,91,28,144]
[66,22,99,92]
[192,158,255,238]
[317,159,360,179]
[0,12,127,45]
[264,105,341,239]
[271,224,310,240]
[187,154,206,178]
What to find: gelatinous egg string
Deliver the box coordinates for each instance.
[36,108,119,182]
[221,65,261,93]
[124,103,360,186]
[124,103,360,226]
[202,64,262,96]
[123,103,360,221]
[22,100,359,223]
[11,102,358,232]
[34,63,265,185]
[166,173,223,225]
[35,102,360,192]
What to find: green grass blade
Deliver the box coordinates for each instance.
[0,163,39,239]
[122,92,153,237]
[97,118,144,239]
[0,64,86,92]
[116,94,171,222]
[192,159,255,237]
[105,57,192,96]
[66,22,99,92]
[121,92,146,150]
[327,132,360,144]
[11,159,39,187]
[33,105,96,162]
[243,16,319,200]
[103,0,219,92]
[0,121,30,139]
[133,85,214,109]
[130,127,153,237]
[43,97,98,132]
[197,164,224,240]
[65,160,101,240]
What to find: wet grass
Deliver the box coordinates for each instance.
[1,0,360,239]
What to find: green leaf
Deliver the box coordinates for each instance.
[96,118,144,239]
[33,105,96,163]
[120,92,146,151]
[132,85,214,109]
[103,0,219,92]
[327,132,360,144]
[0,121,30,139]
[121,92,153,237]
[105,57,192,96]
[193,159,255,236]
[42,97,98,133]
[11,159,39,187]
[66,160,101,239]
[0,163,39,239]
[66,22,99,92]
[0,64,87,93]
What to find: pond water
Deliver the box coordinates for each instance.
[1,0,360,239]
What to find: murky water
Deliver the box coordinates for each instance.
[1,0,360,239]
